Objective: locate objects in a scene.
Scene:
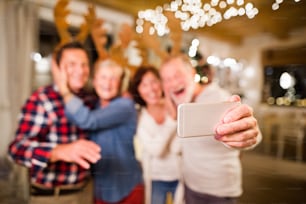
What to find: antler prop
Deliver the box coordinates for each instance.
[109,23,131,67]
[91,20,140,75]
[91,18,109,60]
[116,23,140,75]
[134,10,184,67]
[75,3,96,44]
[54,0,71,47]
[54,0,95,48]
[139,21,169,60]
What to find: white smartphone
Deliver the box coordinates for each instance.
[177,101,240,138]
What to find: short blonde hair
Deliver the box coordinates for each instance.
[93,59,127,94]
[94,59,124,77]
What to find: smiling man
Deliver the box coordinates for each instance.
[57,59,144,204]
[8,42,101,204]
[160,55,262,204]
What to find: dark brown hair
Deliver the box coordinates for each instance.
[55,41,89,66]
[129,66,161,106]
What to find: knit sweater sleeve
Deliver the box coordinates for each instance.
[65,96,135,130]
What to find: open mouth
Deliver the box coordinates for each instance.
[173,87,185,96]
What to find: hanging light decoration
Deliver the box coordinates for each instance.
[272,0,301,11]
[136,0,259,36]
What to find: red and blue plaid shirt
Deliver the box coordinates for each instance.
[8,85,97,187]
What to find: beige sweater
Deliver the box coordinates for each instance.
[182,83,261,197]
[135,108,182,204]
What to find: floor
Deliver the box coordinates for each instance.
[0,158,27,204]
[1,151,306,204]
[238,152,306,204]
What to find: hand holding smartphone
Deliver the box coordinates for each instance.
[177,101,240,138]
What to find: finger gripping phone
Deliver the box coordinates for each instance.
[177,101,240,138]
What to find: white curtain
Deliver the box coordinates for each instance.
[0,0,38,157]
[0,0,39,201]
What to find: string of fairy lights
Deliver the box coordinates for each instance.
[272,0,301,10]
[136,0,302,36]
[136,0,259,36]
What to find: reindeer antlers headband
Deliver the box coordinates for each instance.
[53,0,95,49]
[53,0,137,75]
[91,19,140,75]
[53,0,183,74]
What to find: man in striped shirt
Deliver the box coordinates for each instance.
[8,41,101,204]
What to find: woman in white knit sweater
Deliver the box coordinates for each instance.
[130,66,183,204]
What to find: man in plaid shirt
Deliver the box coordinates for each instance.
[8,42,101,204]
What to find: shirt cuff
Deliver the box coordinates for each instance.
[32,146,54,169]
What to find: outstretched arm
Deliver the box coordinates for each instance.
[65,97,135,130]
[214,95,262,149]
